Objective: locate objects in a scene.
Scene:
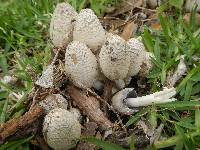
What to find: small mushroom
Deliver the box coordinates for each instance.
[50,3,78,47]
[112,87,176,114]
[73,9,106,52]
[65,41,99,88]
[99,33,130,81]
[35,64,54,88]
[39,94,68,113]
[43,108,81,150]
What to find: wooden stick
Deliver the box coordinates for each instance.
[67,86,112,130]
[0,105,44,144]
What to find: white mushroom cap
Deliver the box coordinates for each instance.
[50,3,78,47]
[35,64,54,88]
[39,94,68,113]
[111,88,138,115]
[73,9,106,52]
[69,108,82,122]
[99,33,130,81]
[43,108,81,150]
[126,38,146,77]
[65,41,99,88]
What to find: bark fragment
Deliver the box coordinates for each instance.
[67,86,113,130]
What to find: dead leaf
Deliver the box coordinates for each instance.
[121,21,138,41]
[110,0,144,16]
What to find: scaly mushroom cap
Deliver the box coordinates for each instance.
[99,33,130,81]
[73,9,106,52]
[39,94,68,113]
[126,38,146,77]
[65,41,99,88]
[50,3,77,47]
[43,108,81,150]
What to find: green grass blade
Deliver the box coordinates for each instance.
[126,107,150,127]
[0,99,8,123]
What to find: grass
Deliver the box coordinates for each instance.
[0,0,200,149]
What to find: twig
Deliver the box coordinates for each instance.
[0,105,44,144]
[86,88,127,132]
[66,86,112,130]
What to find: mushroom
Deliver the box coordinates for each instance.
[43,108,81,150]
[69,108,82,122]
[111,88,138,115]
[35,64,54,88]
[99,33,130,81]
[50,3,77,47]
[39,94,68,113]
[65,41,99,88]
[73,9,106,52]
[112,87,176,114]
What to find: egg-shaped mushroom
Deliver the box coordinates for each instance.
[99,33,130,81]
[65,41,99,88]
[50,3,78,47]
[39,94,68,113]
[73,9,106,52]
[43,108,81,150]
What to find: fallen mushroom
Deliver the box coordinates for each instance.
[43,108,81,150]
[39,94,68,113]
[111,88,138,115]
[73,9,106,52]
[99,33,130,81]
[50,2,78,47]
[112,87,176,114]
[65,41,99,88]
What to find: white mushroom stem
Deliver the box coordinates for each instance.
[125,87,176,107]
[112,87,176,114]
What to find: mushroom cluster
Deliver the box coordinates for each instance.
[37,2,177,149]
[49,2,152,90]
